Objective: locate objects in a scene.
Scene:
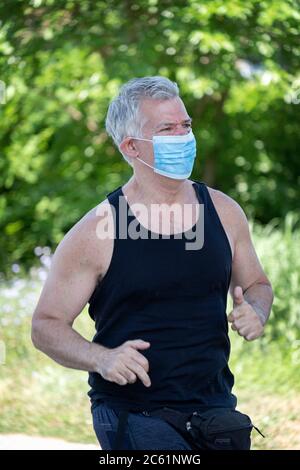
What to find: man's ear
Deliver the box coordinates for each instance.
[119,137,139,159]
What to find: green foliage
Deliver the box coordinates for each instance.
[0,0,299,275]
[250,212,300,343]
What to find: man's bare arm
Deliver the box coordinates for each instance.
[31,212,107,373]
[229,198,273,323]
[31,203,152,387]
[240,282,273,327]
[212,190,274,340]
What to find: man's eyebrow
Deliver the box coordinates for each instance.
[155,118,192,129]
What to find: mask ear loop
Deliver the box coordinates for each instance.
[135,157,155,170]
[128,136,155,170]
[129,136,152,143]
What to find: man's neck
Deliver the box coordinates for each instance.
[123,174,194,205]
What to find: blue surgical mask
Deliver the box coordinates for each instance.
[130,130,197,180]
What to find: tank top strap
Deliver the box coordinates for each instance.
[191,179,207,205]
[105,185,136,240]
[195,180,233,262]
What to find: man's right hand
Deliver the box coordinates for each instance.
[96,339,151,387]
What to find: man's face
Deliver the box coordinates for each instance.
[133,96,193,164]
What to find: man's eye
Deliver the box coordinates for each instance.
[160,124,191,132]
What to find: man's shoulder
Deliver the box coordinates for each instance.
[64,198,111,238]
[207,185,247,218]
[206,185,250,241]
[54,198,114,272]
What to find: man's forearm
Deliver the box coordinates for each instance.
[243,282,274,326]
[31,318,107,373]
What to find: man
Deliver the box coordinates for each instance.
[31,76,273,450]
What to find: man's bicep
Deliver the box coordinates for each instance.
[229,210,269,299]
[33,230,100,326]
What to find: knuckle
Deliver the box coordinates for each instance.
[106,372,114,381]
[129,374,136,383]
[119,350,128,360]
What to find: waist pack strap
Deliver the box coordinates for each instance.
[113,410,129,450]
[112,407,191,450]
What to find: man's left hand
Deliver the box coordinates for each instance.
[227,286,264,341]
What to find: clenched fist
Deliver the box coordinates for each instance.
[228,286,264,341]
[97,339,151,387]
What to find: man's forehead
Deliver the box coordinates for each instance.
[154,117,192,127]
[143,116,192,130]
[140,98,191,128]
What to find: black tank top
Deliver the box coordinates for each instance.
[87,180,237,412]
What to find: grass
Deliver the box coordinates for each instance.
[0,214,299,449]
[228,334,300,449]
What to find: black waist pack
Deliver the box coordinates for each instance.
[148,407,263,450]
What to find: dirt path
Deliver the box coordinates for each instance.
[0,434,99,450]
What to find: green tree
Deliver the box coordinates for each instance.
[0,0,299,275]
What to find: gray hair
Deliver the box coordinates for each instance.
[105,76,180,165]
